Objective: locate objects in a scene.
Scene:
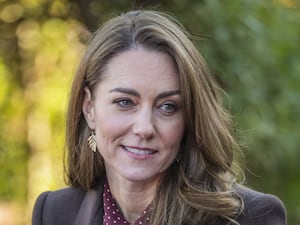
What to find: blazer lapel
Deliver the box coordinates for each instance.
[74,182,104,225]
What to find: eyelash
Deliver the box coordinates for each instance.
[158,102,178,115]
[112,98,179,115]
[113,98,134,108]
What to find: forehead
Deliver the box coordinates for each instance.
[98,48,179,91]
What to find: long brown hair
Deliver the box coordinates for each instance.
[65,10,243,224]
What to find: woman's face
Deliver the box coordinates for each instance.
[83,48,185,185]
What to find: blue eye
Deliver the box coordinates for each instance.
[160,102,177,114]
[113,98,134,108]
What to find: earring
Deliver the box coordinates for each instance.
[87,130,97,152]
[176,153,181,163]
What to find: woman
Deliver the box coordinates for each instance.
[32,10,286,225]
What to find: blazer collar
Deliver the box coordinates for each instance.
[74,180,104,225]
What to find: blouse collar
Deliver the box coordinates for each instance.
[103,179,150,225]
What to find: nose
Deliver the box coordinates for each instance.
[132,108,156,139]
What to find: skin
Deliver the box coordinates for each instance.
[83,47,185,222]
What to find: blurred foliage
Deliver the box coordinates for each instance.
[0,0,299,224]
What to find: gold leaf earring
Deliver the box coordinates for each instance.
[87,130,97,152]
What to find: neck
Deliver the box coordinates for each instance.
[106,176,159,223]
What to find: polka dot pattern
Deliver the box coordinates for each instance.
[103,179,150,225]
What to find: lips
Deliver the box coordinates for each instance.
[123,146,156,155]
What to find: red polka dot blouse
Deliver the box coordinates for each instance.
[103,179,150,225]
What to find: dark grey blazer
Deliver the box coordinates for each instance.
[32,184,286,225]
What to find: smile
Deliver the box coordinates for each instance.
[123,146,156,155]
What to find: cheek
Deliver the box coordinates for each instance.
[162,120,185,150]
[94,116,125,156]
[95,112,129,140]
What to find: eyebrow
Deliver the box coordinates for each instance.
[109,88,140,97]
[109,87,180,100]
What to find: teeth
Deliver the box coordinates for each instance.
[124,147,155,155]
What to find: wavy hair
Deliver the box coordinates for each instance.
[65,10,243,225]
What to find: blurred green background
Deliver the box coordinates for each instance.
[0,0,299,224]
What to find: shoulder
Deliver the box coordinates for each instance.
[32,186,87,225]
[235,185,287,225]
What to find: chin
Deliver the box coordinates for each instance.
[121,171,161,183]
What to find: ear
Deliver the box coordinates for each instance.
[82,87,95,130]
